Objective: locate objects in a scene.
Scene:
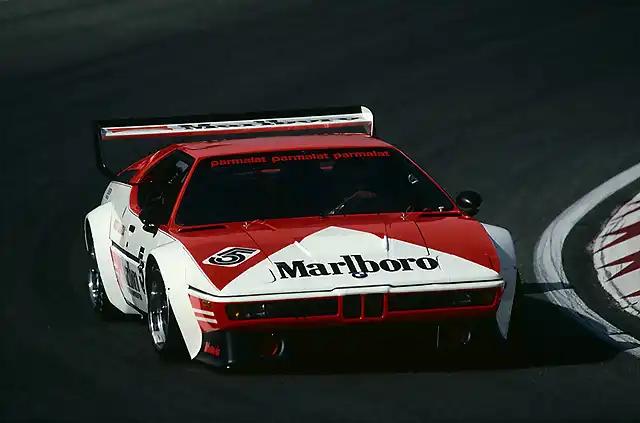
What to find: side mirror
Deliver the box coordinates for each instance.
[139,200,165,234]
[456,190,482,216]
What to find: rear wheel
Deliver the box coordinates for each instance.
[86,226,118,318]
[146,259,188,361]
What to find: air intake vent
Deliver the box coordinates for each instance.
[388,288,497,312]
[364,294,384,317]
[226,297,339,320]
[342,295,361,319]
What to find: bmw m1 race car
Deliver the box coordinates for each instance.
[85,106,521,368]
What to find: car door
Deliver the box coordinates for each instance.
[115,150,195,312]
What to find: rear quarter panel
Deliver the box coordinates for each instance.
[85,181,139,314]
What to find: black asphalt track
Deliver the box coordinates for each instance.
[1,0,639,421]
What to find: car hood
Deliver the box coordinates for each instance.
[173,215,502,297]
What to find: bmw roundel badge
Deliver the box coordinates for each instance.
[351,271,368,279]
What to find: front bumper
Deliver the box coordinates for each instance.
[189,282,505,367]
[195,315,500,368]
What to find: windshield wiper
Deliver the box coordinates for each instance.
[327,201,347,216]
[326,191,378,216]
[417,206,460,217]
[403,205,458,215]
[243,219,277,231]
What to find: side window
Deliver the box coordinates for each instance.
[137,151,194,224]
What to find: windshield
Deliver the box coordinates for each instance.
[175,147,455,226]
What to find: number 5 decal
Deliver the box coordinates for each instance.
[203,247,260,267]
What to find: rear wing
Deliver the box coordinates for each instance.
[93,105,374,180]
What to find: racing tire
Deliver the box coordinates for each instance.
[86,226,119,319]
[146,258,188,362]
[506,271,524,345]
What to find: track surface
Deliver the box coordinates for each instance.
[1,1,640,421]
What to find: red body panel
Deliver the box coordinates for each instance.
[177,134,393,159]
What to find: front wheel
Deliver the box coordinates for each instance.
[146,259,188,361]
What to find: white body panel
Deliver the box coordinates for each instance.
[152,243,204,358]
[481,223,518,338]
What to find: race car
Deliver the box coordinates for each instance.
[85,106,521,368]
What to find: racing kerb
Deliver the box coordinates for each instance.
[534,163,640,357]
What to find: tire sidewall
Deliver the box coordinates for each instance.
[86,225,119,319]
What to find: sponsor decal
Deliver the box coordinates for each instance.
[110,248,143,300]
[113,220,125,236]
[137,247,146,293]
[211,157,267,167]
[110,249,125,288]
[204,342,221,357]
[103,187,113,202]
[178,115,361,131]
[124,261,143,300]
[274,254,439,279]
[111,248,145,301]
[211,150,390,168]
[203,246,260,267]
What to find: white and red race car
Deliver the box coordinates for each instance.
[85,106,521,368]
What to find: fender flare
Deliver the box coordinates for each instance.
[85,204,138,315]
[148,243,203,359]
[481,223,518,338]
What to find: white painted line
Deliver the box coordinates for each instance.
[533,163,640,358]
[193,308,216,317]
[196,316,218,324]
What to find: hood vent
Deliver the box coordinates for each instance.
[177,224,228,233]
